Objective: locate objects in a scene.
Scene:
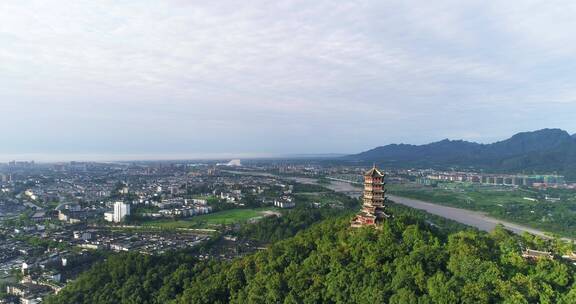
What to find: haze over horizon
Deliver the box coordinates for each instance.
[2,0,576,160]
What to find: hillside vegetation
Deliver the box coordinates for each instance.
[46,211,576,304]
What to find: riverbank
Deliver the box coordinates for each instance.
[224,170,573,241]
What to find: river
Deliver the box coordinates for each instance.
[386,195,564,238]
[225,171,570,240]
[288,177,569,240]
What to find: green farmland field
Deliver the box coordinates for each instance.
[141,207,278,229]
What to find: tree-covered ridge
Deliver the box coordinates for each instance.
[347,128,576,179]
[236,206,353,243]
[47,212,576,304]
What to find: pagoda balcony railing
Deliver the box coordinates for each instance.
[364,186,382,190]
[364,181,384,185]
[364,192,383,196]
[365,189,383,192]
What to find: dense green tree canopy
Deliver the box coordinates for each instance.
[46,210,576,304]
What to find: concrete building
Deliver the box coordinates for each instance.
[104,212,114,222]
[113,201,130,223]
[104,202,130,223]
[274,199,295,209]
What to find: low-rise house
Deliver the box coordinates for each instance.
[274,198,295,209]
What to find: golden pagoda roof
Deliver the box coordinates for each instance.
[364,165,384,177]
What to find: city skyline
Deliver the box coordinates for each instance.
[2,1,576,159]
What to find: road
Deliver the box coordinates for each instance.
[224,170,570,240]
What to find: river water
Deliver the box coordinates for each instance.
[287,177,569,240]
[225,171,569,240]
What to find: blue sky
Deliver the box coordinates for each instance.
[1,0,576,161]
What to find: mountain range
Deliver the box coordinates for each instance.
[346,128,576,179]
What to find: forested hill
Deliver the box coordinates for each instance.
[346,128,576,178]
[46,212,576,303]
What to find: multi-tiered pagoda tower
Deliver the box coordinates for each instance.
[351,165,390,228]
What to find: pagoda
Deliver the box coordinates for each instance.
[351,165,390,228]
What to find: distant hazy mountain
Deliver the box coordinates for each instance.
[346,128,576,178]
[289,153,348,158]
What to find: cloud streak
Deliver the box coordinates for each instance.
[1,0,575,158]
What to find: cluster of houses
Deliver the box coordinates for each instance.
[273,197,295,209]
[3,252,75,304]
[72,229,210,254]
[419,171,567,188]
[155,206,212,218]
[137,198,213,219]
[272,184,295,209]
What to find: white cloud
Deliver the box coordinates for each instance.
[0,0,575,156]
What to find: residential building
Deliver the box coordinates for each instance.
[113,201,130,223]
